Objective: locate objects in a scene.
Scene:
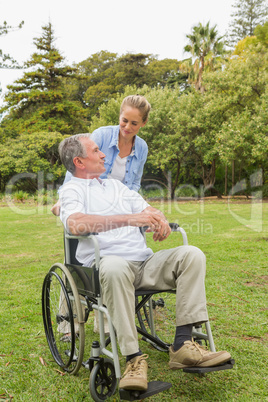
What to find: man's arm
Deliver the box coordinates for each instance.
[67,206,170,241]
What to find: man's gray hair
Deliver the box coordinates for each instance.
[59,133,91,174]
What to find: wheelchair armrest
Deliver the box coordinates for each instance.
[65,232,99,238]
[64,230,100,268]
[140,223,188,245]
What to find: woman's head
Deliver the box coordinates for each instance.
[120,95,151,123]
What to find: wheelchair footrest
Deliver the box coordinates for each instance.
[183,359,235,374]
[119,381,172,400]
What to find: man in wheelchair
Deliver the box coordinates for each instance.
[58,134,231,392]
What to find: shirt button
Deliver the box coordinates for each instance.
[126,170,128,173]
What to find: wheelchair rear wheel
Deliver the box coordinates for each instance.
[42,263,85,374]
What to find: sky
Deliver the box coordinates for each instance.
[1,0,235,97]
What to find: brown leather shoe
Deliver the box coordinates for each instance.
[169,341,231,369]
[119,354,148,391]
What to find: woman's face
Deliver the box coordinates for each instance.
[119,106,147,141]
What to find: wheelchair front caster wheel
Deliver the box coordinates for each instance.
[89,358,117,401]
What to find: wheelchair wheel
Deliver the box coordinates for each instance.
[89,358,117,402]
[42,263,85,374]
[136,291,176,351]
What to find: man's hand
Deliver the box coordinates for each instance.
[51,200,61,216]
[131,207,171,242]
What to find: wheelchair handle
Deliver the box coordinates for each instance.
[140,223,179,233]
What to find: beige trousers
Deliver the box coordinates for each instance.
[99,245,208,356]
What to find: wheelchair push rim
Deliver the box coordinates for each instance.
[42,263,85,375]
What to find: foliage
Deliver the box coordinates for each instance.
[0,20,24,70]
[254,19,268,46]
[226,0,268,46]
[233,20,268,55]
[66,52,183,119]
[202,46,268,169]
[1,20,267,199]
[0,132,66,192]
[88,49,268,198]
[0,23,88,136]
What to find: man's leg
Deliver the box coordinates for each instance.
[137,245,208,326]
[138,245,231,368]
[99,255,148,390]
[99,255,138,356]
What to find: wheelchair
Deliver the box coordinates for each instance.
[42,223,234,401]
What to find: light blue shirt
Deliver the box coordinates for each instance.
[62,125,148,192]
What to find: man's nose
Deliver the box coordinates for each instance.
[100,151,106,158]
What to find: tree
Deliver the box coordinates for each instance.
[66,52,184,120]
[183,22,226,92]
[0,23,88,138]
[0,131,66,192]
[200,44,268,193]
[254,19,268,46]
[227,0,268,46]
[0,20,24,69]
[64,50,118,110]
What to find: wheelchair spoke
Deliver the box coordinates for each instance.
[42,263,85,375]
[136,292,176,350]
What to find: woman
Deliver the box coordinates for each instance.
[52,95,150,215]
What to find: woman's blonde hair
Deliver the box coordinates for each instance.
[120,95,151,122]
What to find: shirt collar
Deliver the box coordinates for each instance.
[71,176,106,187]
[114,128,136,157]
[109,126,120,148]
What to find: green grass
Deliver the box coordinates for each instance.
[0,200,267,401]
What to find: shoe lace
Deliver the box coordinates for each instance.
[187,341,209,356]
[123,354,148,377]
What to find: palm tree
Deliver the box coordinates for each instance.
[183,22,225,92]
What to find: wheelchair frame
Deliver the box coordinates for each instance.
[42,224,234,401]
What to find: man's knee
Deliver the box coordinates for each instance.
[174,245,206,271]
[186,245,206,261]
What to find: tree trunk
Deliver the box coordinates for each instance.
[163,160,181,200]
[225,164,228,196]
[202,159,222,198]
[232,160,235,190]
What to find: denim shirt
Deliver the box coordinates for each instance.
[63,125,148,192]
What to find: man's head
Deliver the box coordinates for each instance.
[59,134,106,179]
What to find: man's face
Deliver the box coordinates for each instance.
[76,138,106,178]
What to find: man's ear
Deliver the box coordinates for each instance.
[73,156,85,169]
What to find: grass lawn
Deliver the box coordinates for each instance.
[0,199,267,401]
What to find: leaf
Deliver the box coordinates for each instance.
[55,369,66,376]
[39,356,47,366]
